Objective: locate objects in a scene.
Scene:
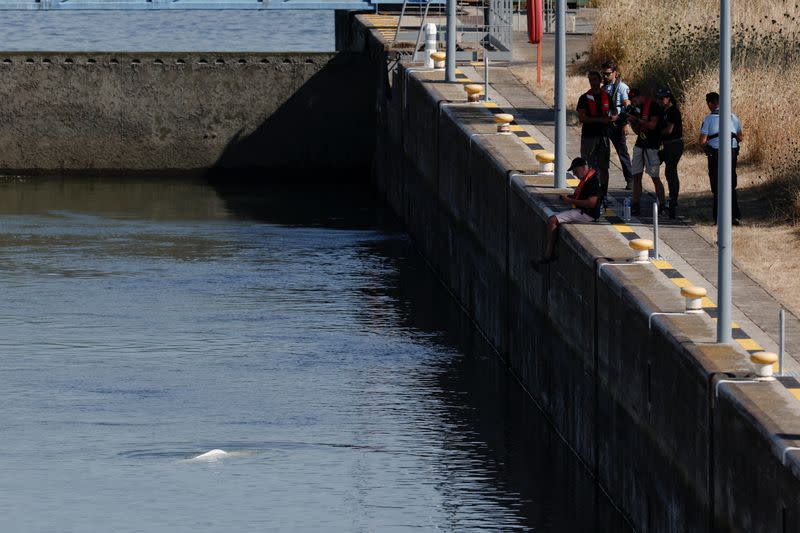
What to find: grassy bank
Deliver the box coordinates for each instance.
[589,0,800,222]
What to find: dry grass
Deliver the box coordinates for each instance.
[510,0,800,313]
[583,0,800,312]
[693,224,800,316]
[590,0,800,167]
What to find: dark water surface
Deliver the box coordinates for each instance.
[0,177,625,532]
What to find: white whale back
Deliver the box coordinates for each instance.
[190,449,228,461]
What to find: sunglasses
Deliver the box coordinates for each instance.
[602,71,614,76]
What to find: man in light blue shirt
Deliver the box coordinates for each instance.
[602,61,634,189]
[699,91,742,224]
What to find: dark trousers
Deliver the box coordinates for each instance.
[662,139,683,205]
[707,147,741,221]
[609,126,633,182]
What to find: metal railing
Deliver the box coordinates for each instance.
[393,0,513,61]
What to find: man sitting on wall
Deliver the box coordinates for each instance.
[533,157,601,269]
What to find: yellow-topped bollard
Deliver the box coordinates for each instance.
[680,286,707,314]
[750,351,778,378]
[629,238,653,263]
[464,84,484,103]
[430,51,446,69]
[535,152,555,173]
[494,113,514,133]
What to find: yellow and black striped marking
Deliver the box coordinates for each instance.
[361,14,399,42]
[598,201,793,386]
[455,70,550,159]
[777,376,800,400]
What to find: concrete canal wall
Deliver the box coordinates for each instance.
[0,50,374,175]
[348,13,800,532]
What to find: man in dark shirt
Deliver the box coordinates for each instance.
[577,70,616,200]
[534,157,601,267]
[627,88,666,216]
[658,87,683,219]
[602,61,634,190]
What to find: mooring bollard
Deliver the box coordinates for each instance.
[464,84,483,103]
[680,286,707,314]
[430,51,446,70]
[629,238,653,263]
[535,152,555,173]
[750,352,778,378]
[424,24,437,69]
[494,113,513,133]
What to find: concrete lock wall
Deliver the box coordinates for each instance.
[355,11,800,529]
[0,50,375,175]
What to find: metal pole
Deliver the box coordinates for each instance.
[653,202,659,259]
[394,0,409,43]
[446,0,456,82]
[780,308,786,376]
[484,49,490,101]
[717,0,732,343]
[554,0,566,188]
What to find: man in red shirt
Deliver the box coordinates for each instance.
[533,157,601,268]
[577,71,617,201]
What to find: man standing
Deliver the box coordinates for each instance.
[699,91,742,225]
[576,71,615,201]
[627,88,666,216]
[534,157,601,266]
[657,87,683,219]
[602,61,634,190]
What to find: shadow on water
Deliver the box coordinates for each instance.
[356,236,635,532]
[210,181,400,230]
[210,175,633,530]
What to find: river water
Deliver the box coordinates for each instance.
[0,11,335,52]
[0,177,629,531]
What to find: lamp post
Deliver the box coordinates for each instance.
[554,0,566,188]
[445,0,456,82]
[717,0,732,343]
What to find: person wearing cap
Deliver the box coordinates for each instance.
[658,87,683,219]
[627,88,666,216]
[576,70,616,200]
[699,91,742,225]
[602,61,634,190]
[534,157,601,266]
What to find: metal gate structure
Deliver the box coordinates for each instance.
[390,0,513,61]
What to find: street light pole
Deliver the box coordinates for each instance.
[554,0,566,188]
[717,0,732,343]
[445,0,456,82]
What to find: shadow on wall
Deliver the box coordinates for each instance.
[207,51,376,182]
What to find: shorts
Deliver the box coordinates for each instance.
[580,136,610,169]
[632,146,660,177]
[555,209,595,223]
